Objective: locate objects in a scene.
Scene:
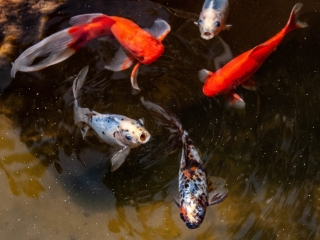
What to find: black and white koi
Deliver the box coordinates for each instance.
[73,66,151,171]
[195,0,231,40]
[140,98,228,229]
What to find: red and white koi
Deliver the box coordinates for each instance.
[195,0,231,40]
[73,67,151,171]
[199,3,308,108]
[140,98,228,229]
[11,14,171,92]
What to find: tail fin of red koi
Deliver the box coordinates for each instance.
[11,14,115,78]
[284,3,308,34]
[11,29,78,78]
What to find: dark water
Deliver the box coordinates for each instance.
[0,0,320,239]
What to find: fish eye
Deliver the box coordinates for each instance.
[125,134,133,141]
[198,20,203,26]
[214,21,220,27]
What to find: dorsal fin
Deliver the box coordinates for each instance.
[69,13,106,26]
[144,19,171,42]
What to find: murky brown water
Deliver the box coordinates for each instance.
[1,0,320,239]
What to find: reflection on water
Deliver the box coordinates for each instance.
[0,115,46,198]
[1,0,320,239]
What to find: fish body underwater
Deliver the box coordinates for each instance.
[140,98,228,229]
[199,3,308,108]
[73,66,151,171]
[195,0,231,40]
[11,14,171,92]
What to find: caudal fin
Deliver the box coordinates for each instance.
[11,14,115,78]
[140,97,183,134]
[11,29,77,78]
[284,3,308,34]
[72,66,89,125]
[72,66,89,99]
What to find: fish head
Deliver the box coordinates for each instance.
[196,9,223,40]
[202,72,225,97]
[179,196,207,229]
[118,119,151,147]
[130,37,164,65]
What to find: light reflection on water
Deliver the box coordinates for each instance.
[1,0,320,239]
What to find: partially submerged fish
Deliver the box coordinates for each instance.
[11,14,171,92]
[73,66,151,171]
[195,0,231,40]
[141,98,228,229]
[199,3,308,108]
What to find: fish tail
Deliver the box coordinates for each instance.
[11,29,77,77]
[11,14,115,78]
[284,3,308,34]
[73,66,89,124]
[140,97,183,134]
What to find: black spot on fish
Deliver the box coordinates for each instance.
[113,132,116,137]
[121,118,124,121]
[185,183,189,188]
[102,131,105,135]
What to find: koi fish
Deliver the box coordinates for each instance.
[11,14,171,92]
[140,98,228,229]
[199,3,308,108]
[195,0,231,40]
[73,66,151,171]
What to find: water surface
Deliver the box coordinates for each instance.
[0,0,320,239]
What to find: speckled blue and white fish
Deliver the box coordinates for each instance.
[73,66,151,171]
[141,98,228,229]
[195,0,231,40]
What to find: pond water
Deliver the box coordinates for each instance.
[1,0,320,239]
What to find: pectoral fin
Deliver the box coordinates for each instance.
[207,176,226,191]
[223,24,232,30]
[145,19,171,42]
[225,91,245,109]
[138,118,144,126]
[198,69,213,83]
[208,188,228,206]
[105,47,135,71]
[110,146,130,172]
[80,124,93,138]
[130,63,141,92]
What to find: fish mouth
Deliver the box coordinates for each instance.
[201,31,214,40]
[138,131,150,144]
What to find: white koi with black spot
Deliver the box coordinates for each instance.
[195,0,231,40]
[73,66,150,171]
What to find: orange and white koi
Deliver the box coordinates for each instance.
[141,97,228,229]
[11,14,170,92]
[199,3,308,108]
